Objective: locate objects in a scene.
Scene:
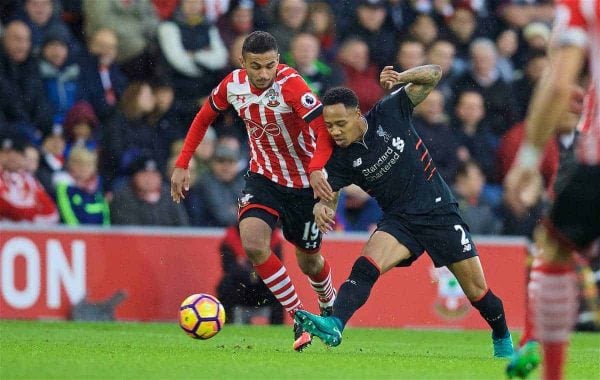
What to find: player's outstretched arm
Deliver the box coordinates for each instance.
[505,44,586,201]
[171,99,220,203]
[380,65,442,106]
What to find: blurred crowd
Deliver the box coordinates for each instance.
[0,0,575,237]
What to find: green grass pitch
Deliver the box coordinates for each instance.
[1,321,598,379]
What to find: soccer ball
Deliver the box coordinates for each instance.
[179,293,226,339]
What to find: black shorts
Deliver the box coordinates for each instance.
[376,204,478,268]
[238,172,322,251]
[547,164,600,251]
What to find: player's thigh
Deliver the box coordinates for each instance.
[280,190,323,252]
[547,164,600,257]
[446,256,488,301]
[362,231,412,274]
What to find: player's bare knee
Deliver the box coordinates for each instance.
[296,251,323,276]
[240,235,270,263]
[464,282,488,302]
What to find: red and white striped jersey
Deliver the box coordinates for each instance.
[554,0,600,165]
[209,64,323,188]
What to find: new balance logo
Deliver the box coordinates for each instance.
[392,137,405,152]
[353,158,363,167]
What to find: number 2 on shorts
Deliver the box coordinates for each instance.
[454,224,469,245]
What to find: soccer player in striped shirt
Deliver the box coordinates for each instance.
[505,1,600,378]
[171,31,336,351]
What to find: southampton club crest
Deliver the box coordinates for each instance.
[430,266,470,320]
[265,88,280,107]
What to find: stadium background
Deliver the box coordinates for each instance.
[0,0,597,330]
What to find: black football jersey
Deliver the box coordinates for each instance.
[325,87,456,214]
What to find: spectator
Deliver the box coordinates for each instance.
[23,143,40,174]
[426,39,460,109]
[110,155,189,226]
[285,32,342,96]
[513,21,550,71]
[148,79,188,153]
[189,137,245,227]
[394,38,426,72]
[305,1,338,63]
[497,1,554,30]
[452,38,517,137]
[217,0,254,48]
[170,126,217,180]
[16,0,80,58]
[35,123,69,195]
[0,133,59,224]
[453,160,502,235]
[336,38,383,113]
[495,29,519,82]
[386,0,413,34]
[101,81,171,189]
[212,36,248,145]
[452,91,497,182]
[63,100,100,158]
[78,28,127,123]
[336,184,382,232]
[268,0,309,55]
[408,14,439,48]
[83,0,161,80]
[341,0,396,69]
[157,0,228,118]
[223,33,246,72]
[521,21,550,52]
[38,32,80,125]
[217,224,285,325]
[0,20,53,139]
[413,89,460,183]
[512,50,549,121]
[441,5,478,73]
[203,0,231,24]
[55,146,110,226]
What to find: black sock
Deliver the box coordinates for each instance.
[333,256,380,328]
[470,289,509,339]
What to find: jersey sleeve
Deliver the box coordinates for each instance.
[209,72,233,111]
[307,114,334,173]
[378,86,414,119]
[324,152,353,192]
[281,74,323,123]
[553,0,589,48]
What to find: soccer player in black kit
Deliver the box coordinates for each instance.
[294,65,514,357]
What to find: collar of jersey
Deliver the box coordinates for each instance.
[352,115,370,149]
[249,82,272,96]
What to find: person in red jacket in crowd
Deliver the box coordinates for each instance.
[0,134,59,224]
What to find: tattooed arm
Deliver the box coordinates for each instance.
[380,64,442,106]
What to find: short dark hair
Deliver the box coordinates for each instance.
[242,31,278,55]
[322,87,359,108]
